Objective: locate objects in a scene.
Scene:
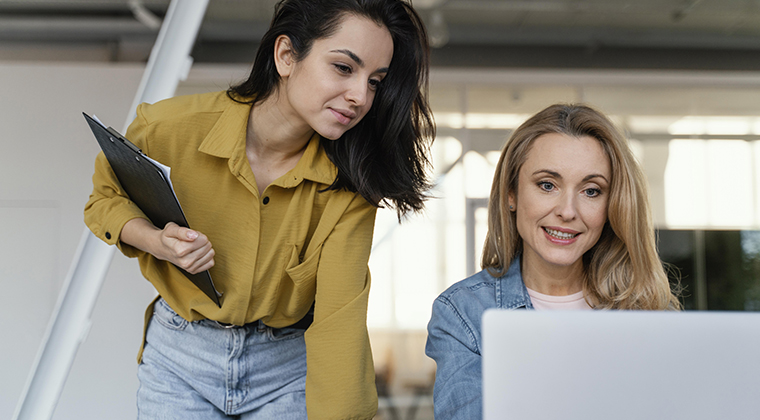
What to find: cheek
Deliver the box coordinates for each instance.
[514,200,541,238]
[293,67,326,93]
[517,189,550,221]
[585,202,609,231]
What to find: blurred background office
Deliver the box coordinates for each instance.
[1,1,760,419]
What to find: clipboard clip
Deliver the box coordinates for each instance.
[106,127,143,154]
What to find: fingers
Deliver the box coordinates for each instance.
[159,222,215,273]
[163,222,198,242]
[160,223,206,258]
[179,241,216,274]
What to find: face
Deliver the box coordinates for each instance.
[509,133,611,273]
[275,14,394,140]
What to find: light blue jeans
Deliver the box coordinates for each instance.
[137,298,307,419]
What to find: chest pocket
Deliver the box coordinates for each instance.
[284,243,322,308]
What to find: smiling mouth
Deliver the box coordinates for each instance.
[543,227,579,240]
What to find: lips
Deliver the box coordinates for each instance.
[543,227,579,240]
[330,108,355,125]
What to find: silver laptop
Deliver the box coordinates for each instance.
[482,310,760,420]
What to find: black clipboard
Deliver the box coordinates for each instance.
[84,112,222,307]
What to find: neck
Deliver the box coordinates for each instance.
[520,253,585,296]
[248,92,314,158]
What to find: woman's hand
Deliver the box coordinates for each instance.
[121,218,215,274]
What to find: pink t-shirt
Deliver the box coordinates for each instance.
[526,287,593,310]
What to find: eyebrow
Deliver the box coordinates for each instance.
[330,49,389,73]
[532,169,609,184]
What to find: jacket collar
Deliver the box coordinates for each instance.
[197,97,337,187]
[497,256,533,310]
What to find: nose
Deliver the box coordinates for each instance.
[555,191,578,221]
[345,77,368,107]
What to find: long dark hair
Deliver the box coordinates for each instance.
[228,0,434,217]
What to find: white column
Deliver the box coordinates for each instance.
[12,1,209,419]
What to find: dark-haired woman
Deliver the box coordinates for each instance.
[84,0,433,418]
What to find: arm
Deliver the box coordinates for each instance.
[83,105,214,273]
[121,218,214,274]
[303,195,378,419]
[425,295,484,419]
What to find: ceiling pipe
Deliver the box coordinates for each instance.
[128,0,163,30]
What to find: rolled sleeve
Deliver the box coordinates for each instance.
[304,195,378,419]
[425,296,483,419]
[83,106,151,257]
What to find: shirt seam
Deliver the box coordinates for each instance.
[435,295,481,354]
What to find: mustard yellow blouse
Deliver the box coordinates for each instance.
[84,91,378,419]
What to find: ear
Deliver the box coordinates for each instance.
[507,191,516,212]
[273,34,295,78]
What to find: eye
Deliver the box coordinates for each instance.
[537,181,555,192]
[368,78,382,91]
[584,188,602,198]
[333,63,352,74]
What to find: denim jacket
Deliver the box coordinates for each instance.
[425,258,533,419]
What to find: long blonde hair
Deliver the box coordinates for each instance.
[481,103,681,310]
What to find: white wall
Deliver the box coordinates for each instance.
[0,62,157,420]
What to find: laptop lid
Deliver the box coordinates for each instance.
[482,310,760,420]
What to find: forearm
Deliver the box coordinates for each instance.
[305,271,377,418]
[120,217,162,256]
[121,219,214,274]
[305,196,378,418]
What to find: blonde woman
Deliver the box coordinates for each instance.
[425,103,680,419]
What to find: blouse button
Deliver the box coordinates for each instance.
[105,232,112,240]
[263,197,270,205]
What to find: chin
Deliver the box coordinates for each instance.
[319,133,343,141]
[543,250,584,267]
[315,126,348,141]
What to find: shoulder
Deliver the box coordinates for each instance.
[432,258,529,318]
[318,190,377,241]
[427,269,500,357]
[430,269,500,336]
[436,269,500,309]
[136,91,232,125]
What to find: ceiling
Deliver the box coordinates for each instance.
[2,0,760,70]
